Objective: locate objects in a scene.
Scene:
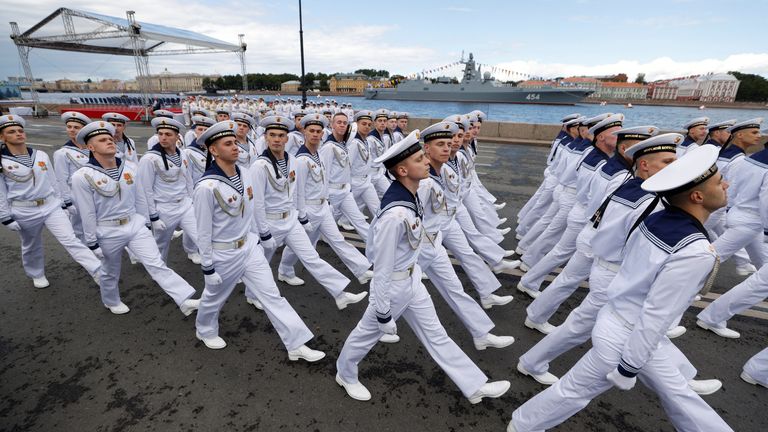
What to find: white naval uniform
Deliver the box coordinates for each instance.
[193,163,314,349]
[251,150,350,298]
[1,148,101,280]
[518,130,568,226]
[114,136,139,165]
[286,130,304,156]
[440,158,503,296]
[278,145,371,280]
[348,133,380,215]
[52,141,90,241]
[512,208,732,432]
[467,138,498,206]
[136,144,199,260]
[366,130,392,198]
[391,127,406,144]
[70,157,196,310]
[319,135,370,240]
[743,347,768,386]
[698,256,768,333]
[336,181,489,398]
[457,146,503,243]
[416,166,495,339]
[236,137,259,171]
[182,139,208,184]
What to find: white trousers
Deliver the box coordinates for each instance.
[153,200,199,261]
[744,347,768,386]
[463,191,503,243]
[520,204,586,291]
[351,180,380,216]
[512,309,732,432]
[419,235,495,339]
[705,207,751,268]
[195,234,313,350]
[526,245,593,325]
[14,202,101,279]
[371,174,390,199]
[521,188,576,266]
[336,265,489,398]
[68,205,85,243]
[519,185,562,251]
[279,203,370,279]
[714,209,767,267]
[518,174,558,237]
[697,260,768,329]
[329,189,370,241]
[454,206,505,265]
[97,216,195,309]
[263,217,350,298]
[441,219,502,298]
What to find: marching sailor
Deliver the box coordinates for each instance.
[183,115,215,184]
[251,115,366,309]
[509,145,732,432]
[101,112,138,164]
[348,110,380,215]
[703,119,735,148]
[1,115,102,288]
[192,120,325,362]
[334,130,511,404]
[70,121,199,316]
[677,117,709,157]
[146,109,176,151]
[392,112,408,143]
[367,109,393,198]
[232,112,259,170]
[53,111,92,242]
[286,109,306,156]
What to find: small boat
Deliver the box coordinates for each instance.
[625,103,633,108]
[600,101,607,106]
[699,105,706,110]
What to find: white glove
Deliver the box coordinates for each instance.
[151,219,167,231]
[606,369,637,391]
[378,319,397,335]
[92,247,105,260]
[301,220,314,233]
[345,122,358,144]
[260,236,276,250]
[204,272,223,286]
[67,205,78,217]
[5,221,21,232]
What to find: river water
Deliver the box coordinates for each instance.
[26,91,768,130]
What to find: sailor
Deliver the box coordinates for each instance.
[136,117,200,264]
[319,112,371,240]
[677,117,709,157]
[320,108,334,142]
[215,109,230,122]
[53,111,92,242]
[250,115,365,309]
[183,115,215,184]
[334,130,511,404]
[523,125,658,333]
[101,112,138,164]
[185,109,210,146]
[742,347,768,388]
[70,121,199,315]
[366,109,394,198]
[348,110,380,215]
[392,112,408,143]
[191,121,324,361]
[418,121,516,349]
[509,145,732,432]
[286,109,306,155]
[231,112,259,170]
[1,115,102,288]
[466,110,505,210]
[181,97,191,126]
[385,111,398,144]
[516,115,581,240]
[277,113,374,289]
[516,114,623,299]
[703,119,736,148]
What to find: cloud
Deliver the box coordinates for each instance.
[494,53,768,81]
[442,6,473,12]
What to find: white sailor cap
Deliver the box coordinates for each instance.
[465,113,480,125]
[321,109,333,115]
[61,111,91,126]
[707,119,736,132]
[613,125,659,141]
[588,113,624,136]
[422,122,459,142]
[198,120,237,146]
[683,117,709,130]
[153,109,175,119]
[561,113,581,123]
[354,110,374,122]
[443,115,471,132]
[191,109,210,117]
[192,115,215,128]
[231,112,254,127]
[215,108,230,115]
[300,113,330,129]
[582,113,613,127]
[0,114,26,132]
[397,112,409,119]
[564,116,586,128]
[259,115,294,132]
[292,109,308,118]
[469,110,487,122]
[76,121,115,145]
[388,111,398,119]
[727,118,763,134]
[375,129,422,169]
[625,133,683,161]
[641,145,719,196]
[373,109,390,120]
[151,117,185,134]
[101,112,130,123]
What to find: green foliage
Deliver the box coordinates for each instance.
[729,71,768,102]
[354,69,390,78]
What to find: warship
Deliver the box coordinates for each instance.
[364,53,593,105]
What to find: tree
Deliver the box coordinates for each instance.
[354,68,389,78]
[730,71,768,102]
[634,73,647,84]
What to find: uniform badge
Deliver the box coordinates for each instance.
[289,170,296,182]
[37,161,47,171]
[247,186,253,200]
[123,173,133,184]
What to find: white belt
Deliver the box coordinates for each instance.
[212,236,247,250]
[561,185,577,194]
[305,198,327,205]
[328,182,348,190]
[390,264,415,281]
[608,306,634,330]
[596,257,621,273]
[266,211,291,220]
[11,195,52,207]
[98,215,132,226]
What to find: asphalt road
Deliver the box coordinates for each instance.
[0,118,766,431]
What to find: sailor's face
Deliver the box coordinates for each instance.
[689,125,708,141]
[217,113,229,122]
[210,136,239,163]
[87,134,116,157]
[304,124,323,146]
[600,126,621,154]
[266,129,288,153]
[640,152,677,178]
[236,122,249,138]
[425,138,451,164]
[109,121,125,136]
[701,172,728,212]
[387,119,397,130]
[194,125,209,138]
[397,118,408,129]
[157,129,179,147]
[357,119,373,136]
[1,125,26,145]
[331,115,348,136]
[66,122,83,141]
[711,129,730,145]
[451,132,463,152]
[735,128,761,147]
[375,117,387,131]
[402,150,430,181]
[294,116,304,131]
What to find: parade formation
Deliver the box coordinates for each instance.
[1,96,766,431]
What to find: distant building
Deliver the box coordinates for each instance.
[647,73,740,102]
[590,82,648,100]
[517,80,556,89]
[281,80,301,92]
[330,73,387,93]
[697,73,740,102]
[140,69,219,92]
[97,79,122,92]
[557,77,602,91]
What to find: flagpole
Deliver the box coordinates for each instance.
[298,0,307,108]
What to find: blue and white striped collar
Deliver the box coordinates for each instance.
[86,155,124,178]
[198,161,243,194]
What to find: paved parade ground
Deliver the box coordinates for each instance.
[1,118,766,431]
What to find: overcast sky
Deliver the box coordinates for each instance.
[1,0,766,83]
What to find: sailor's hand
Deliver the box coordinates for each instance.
[606,369,636,391]
[5,221,21,232]
[92,247,105,260]
[151,219,167,232]
[378,319,397,336]
[204,272,223,286]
